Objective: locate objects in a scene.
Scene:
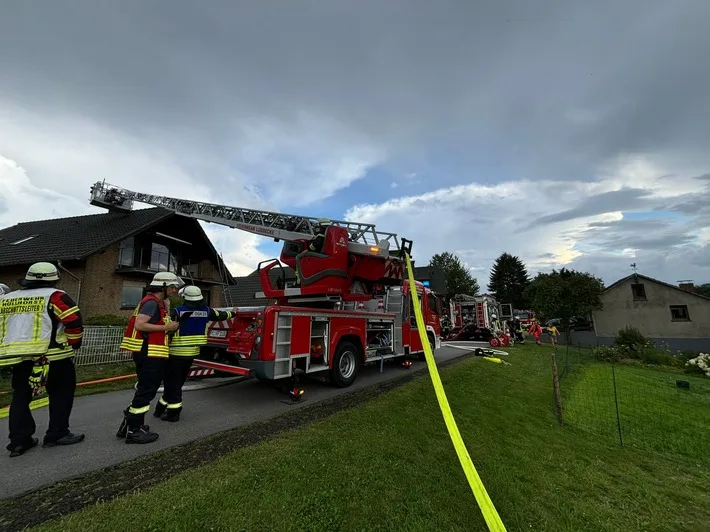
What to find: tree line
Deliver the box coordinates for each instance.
[429,251,605,330]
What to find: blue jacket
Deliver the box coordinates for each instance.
[169,304,233,356]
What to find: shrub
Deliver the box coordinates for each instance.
[614,326,648,355]
[593,346,622,363]
[685,353,710,378]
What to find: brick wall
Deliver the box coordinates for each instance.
[80,244,138,318]
[0,263,84,304]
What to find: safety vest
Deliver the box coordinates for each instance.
[169,304,213,357]
[120,294,170,358]
[0,287,73,366]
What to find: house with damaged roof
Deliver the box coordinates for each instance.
[0,208,234,320]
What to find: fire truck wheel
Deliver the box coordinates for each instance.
[332,341,360,388]
[419,333,435,361]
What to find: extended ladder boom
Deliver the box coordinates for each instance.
[90,181,402,258]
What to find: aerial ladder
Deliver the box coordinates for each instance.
[89,181,413,304]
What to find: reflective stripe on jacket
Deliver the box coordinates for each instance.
[169,305,234,357]
[0,287,73,365]
[120,294,170,358]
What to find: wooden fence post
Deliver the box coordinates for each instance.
[552,352,564,424]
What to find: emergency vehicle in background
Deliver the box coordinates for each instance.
[445,294,502,342]
[90,181,442,389]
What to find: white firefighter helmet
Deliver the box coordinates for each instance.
[0,283,10,295]
[180,285,203,301]
[149,271,184,288]
[25,262,60,282]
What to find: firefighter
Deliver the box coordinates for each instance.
[116,271,183,444]
[1,262,85,457]
[529,321,543,345]
[154,285,237,422]
[308,218,331,254]
[295,218,331,285]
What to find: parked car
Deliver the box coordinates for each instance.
[544,316,592,331]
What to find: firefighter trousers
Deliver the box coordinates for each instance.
[126,352,167,429]
[161,356,194,409]
[7,357,77,450]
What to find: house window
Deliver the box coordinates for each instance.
[119,237,135,266]
[121,281,145,309]
[150,242,178,272]
[181,263,200,278]
[670,305,690,322]
[631,283,647,301]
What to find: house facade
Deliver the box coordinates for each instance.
[592,273,710,351]
[0,208,233,320]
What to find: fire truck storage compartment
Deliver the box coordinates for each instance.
[274,312,332,378]
[366,318,395,358]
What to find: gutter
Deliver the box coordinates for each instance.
[57,260,82,305]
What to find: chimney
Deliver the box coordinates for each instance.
[678,280,696,293]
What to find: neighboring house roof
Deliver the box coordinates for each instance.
[603,273,710,302]
[0,208,234,283]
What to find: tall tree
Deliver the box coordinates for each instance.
[429,252,480,297]
[696,283,710,298]
[487,252,531,309]
[524,268,605,338]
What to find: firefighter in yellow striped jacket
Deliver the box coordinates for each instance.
[154,285,236,422]
[0,262,85,457]
[116,272,182,444]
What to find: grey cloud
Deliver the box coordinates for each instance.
[1,1,710,187]
[528,188,654,228]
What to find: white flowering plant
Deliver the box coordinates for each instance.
[685,353,710,378]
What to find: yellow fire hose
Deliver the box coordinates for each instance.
[405,253,506,531]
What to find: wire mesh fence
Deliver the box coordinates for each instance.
[74,326,132,366]
[553,344,710,462]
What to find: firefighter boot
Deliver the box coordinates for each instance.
[160,406,182,422]
[8,437,39,458]
[153,400,167,419]
[116,408,151,438]
[125,413,159,444]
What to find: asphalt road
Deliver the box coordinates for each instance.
[0,342,488,500]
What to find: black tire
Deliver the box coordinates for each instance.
[418,333,436,361]
[331,341,360,388]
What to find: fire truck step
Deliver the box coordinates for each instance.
[307,363,329,373]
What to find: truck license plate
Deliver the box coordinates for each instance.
[209,330,227,338]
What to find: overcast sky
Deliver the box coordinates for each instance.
[1,1,709,287]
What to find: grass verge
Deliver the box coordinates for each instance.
[6,344,710,531]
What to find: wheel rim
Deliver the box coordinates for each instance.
[339,350,356,379]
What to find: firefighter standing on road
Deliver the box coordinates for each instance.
[154,285,237,422]
[1,262,85,457]
[116,272,182,444]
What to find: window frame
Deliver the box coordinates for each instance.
[631,283,647,301]
[121,280,146,310]
[669,304,691,322]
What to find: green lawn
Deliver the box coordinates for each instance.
[560,353,710,459]
[32,344,710,531]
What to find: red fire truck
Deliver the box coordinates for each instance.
[90,181,442,388]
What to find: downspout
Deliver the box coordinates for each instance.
[57,260,82,305]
